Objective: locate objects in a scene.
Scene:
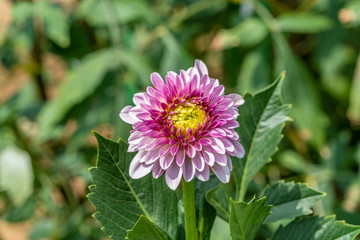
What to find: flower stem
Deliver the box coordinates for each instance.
[182,179,198,240]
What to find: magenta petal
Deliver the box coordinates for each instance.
[196,165,210,182]
[165,162,182,190]
[211,163,230,183]
[182,157,195,182]
[160,153,174,170]
[129,152,153,179]
[119,106,138,124]
[176,148,185,166]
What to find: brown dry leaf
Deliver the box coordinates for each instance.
[88,124,115,147]
[51,0,78,14]
[0,220,32,240]
[0,0,12,44]
[70,176,87,199]
[43,53,68,99]
[0,65,31,104]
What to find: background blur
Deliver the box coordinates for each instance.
[0,0,359,239]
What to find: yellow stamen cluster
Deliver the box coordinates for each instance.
[171,103,206,135]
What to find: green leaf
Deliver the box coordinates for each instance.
[208,73,291,220]
[215,18,268,49]
[237,43,271,94]
[38,49,118,141]
[256,1,327,149]
[230,197,272,240]
[348,54,360,126]
[88,133,178,240]
[277,13,333,33]
[0,146,34,206]
[262,181,325,223]
[11,2,34,26]
[277,150,308,174]
[271,215,360,240]
[235,73,291,201]
[35,1,70,47]
[77,0,157,26]
[126,215,171,240]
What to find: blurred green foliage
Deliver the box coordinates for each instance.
[0,0,359,239]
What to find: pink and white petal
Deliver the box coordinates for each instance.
[137,150,148,163]
[230,139,245,158]
[165,162,183,190]
[182,157,195,182]
[185,144,196,158]
[194,141,202,151]
[133,92,145,105]
[227,93,244,107]
[220,137,235,153]
[211,163,230,183]
[176,148,186,166]
[212,152,227,167]
[160,153,175,170]
[152,161,164,179]
[145,138,158,151]
[144,149,160,164]
[180,70,191,83]
[159,144,171,157]
[194,59,208,77]
[196,165,210,182]
[202,147,215,166]
[119,106,138,124]
[128,131,144,145]
[129,152,153,179]
[209,138,226,154]
[151,72,165,91]
[222,120,239,129]
[170,143,181,156]
[192,152,205,171]
[128,143,139,152]
[227,155,233,170]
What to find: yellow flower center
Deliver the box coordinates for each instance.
[171,103,206,135]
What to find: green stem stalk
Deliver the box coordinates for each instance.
[182,179,198,240]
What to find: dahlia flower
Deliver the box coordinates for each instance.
[120,60,244,190]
